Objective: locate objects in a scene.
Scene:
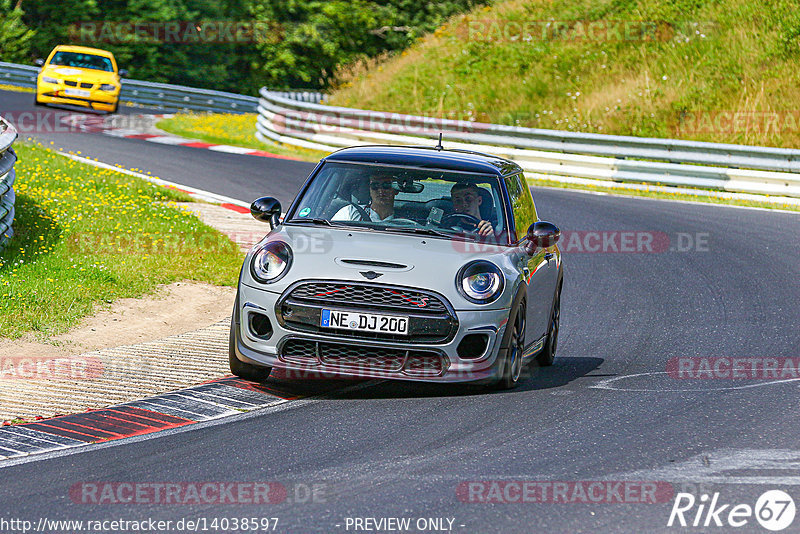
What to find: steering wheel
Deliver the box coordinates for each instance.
[441,213,481,231]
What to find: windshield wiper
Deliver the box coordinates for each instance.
[287,218,335,226]
[288,218,367,230]
[383,226,455,239]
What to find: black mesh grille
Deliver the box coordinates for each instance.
[288,282,447,313]
[319,343,404,372]
[279,339,445,376]
[404,351,445,376]
[64,80,78,87]
[280,338,317,364]
[80,82,94,89]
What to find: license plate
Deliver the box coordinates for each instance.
[320,309,409,334]
[63,88,90,97]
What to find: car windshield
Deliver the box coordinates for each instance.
[50,51,114,72]
[286,162,510,244]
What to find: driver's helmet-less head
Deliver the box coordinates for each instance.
[450,182,483,217]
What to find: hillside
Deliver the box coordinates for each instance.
[329,0,800,148]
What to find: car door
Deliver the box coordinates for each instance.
[503,173,559,350]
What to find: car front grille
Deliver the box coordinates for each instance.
[277,281,457,343]
[288,282,447,313]
[80,82,94,89]
[279,338,446,376]
[64,80,78,87]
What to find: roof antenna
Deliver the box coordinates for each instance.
[435,132,444,151]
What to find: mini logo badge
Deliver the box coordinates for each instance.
[360,271,383,280]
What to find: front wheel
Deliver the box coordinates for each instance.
[536,286,561,366]
[228,302,272,381]
[496,305,525,390]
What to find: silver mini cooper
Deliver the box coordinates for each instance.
[230,145,562,389]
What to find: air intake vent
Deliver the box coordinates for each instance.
[340,259,407,269]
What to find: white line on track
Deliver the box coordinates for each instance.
[589,371,800,392]
[57,152,250,208]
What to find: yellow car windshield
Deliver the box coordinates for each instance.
[50,51,114,72]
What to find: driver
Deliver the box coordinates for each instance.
[332,172,397,222]
[450,182,494,237]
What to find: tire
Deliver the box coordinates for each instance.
[228,300,272,382]
[536,285,561,367]
[495,304,525,390]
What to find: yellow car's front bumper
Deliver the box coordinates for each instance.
[36,81,120,112]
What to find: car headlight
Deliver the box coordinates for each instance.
[99,84,117,92]
[41,76,59,84]
[250,241,292,283]
[457,260,504,304]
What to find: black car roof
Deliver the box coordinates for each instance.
[323,145,522,177]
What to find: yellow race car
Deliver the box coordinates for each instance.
[35,45,127,113]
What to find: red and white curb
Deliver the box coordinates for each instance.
[117,132,301,160]
[0,377,350,461]
[60,113,303,161]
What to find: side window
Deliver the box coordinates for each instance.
[503,173,538,242]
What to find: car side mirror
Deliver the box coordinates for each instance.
[524,221,560,254]
[118,69,129,77]
[251,197,282,229]
[34,59,44,67]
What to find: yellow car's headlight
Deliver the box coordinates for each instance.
[99,84,117,92]
[41,76,59,84]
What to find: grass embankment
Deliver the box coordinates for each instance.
[330,0,800,148]
[156,113,327,162]
[0,142,243,338]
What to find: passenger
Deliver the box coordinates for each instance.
[333,172,398,222]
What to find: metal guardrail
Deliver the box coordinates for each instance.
[0,116,18,251]
[257,89,800,200]
[0,61,324,113]
[0,61,260,113]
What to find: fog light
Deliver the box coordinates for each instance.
[457,334,489,359]
[248,312,273,339]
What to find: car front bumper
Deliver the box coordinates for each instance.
[232,282,511,383]
[36,82,119,111]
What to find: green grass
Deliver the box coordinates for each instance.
[330,0,800,149]
[0,142,243,338]
[156,113,328,162]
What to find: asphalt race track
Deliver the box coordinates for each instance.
[2,89,800,533]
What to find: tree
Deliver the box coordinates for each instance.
[0,0,35,63]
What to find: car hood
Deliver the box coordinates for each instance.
[241,225,524,310]
[42,66,119,83]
